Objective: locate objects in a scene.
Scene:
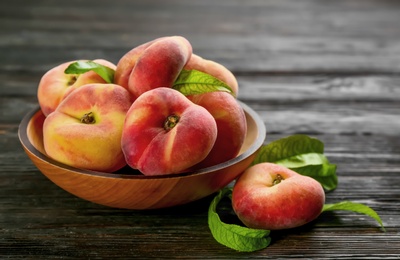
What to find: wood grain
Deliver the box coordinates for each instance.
[1,0,399,258]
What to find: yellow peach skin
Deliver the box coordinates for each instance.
[37,59,117,117]
[43,83,132,172]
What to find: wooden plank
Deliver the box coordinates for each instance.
[1,0,400,73]
[1,34,400,74]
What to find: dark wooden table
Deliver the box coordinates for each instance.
[1,0,399,258]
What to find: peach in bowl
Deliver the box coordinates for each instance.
[18,101,266,210]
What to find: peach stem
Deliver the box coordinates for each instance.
[80,112,96,124]
[67,75,78,86]
[164,114,180,131]
[273,174,284,185]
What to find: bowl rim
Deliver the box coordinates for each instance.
[18,101,266,180]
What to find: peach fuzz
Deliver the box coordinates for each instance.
[187,91,247,169]
[37,59,116,117]
[121,87,217,176]
[43,83,132,172]
[113,38,158,91]
[114,36,192,100]
[184,54,239,96]
[232,163,325,230]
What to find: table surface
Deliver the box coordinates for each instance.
[1,0,400,259]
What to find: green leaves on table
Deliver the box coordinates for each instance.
[253,134,338,191]
[208,188,271,252]
[173,69,233,96]
[64,60,115,83]
[322,201,386,231]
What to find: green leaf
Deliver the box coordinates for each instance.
[252,135,338,191]
[208,188,271,252]
[64,60,115,83]
[253,135,324,164]
[294,163,338,191]
[173,69,233,96]
[322,201,386,231]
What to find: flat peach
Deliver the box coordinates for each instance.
[43,83,132,172]
[121,87,217,176]
[115,36,192,100]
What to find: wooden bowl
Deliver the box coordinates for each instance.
[18,101,266,210]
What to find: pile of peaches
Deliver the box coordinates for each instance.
[37,36,247,176]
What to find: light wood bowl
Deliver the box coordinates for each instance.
[18,101,266,210]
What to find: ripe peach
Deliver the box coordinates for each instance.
[121,87,218,176]
[37,59,116,116]
[114,37,160,91]
[114,36,192,100]
[232,163,325,230]
[43,83,132,172]
[187,91,247,169]
[184,54,239,96]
